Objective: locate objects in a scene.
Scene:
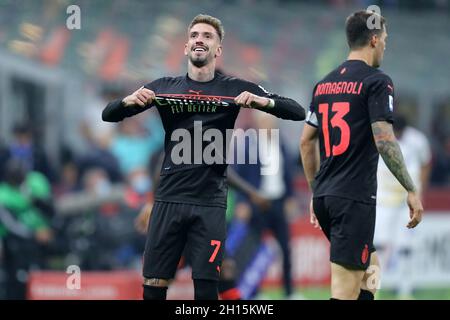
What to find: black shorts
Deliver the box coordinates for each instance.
[313,196,376,270]
[143,201,226,281]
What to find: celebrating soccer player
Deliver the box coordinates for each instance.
[102,14,305,300]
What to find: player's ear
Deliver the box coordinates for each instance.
[369,34,378,48]
[184,43,189,56]
[215,44,223,58]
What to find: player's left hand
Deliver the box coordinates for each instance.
[234,91,270,109]
[309,199,321,229]
[406,191,423,229]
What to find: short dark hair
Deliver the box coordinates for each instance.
[345,11,386,49]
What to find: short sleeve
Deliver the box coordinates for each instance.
[366,74,395,124]
[305,84,318,128]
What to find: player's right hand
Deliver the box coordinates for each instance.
[406,191,423,229]
[135,202,153,235]
[309,199,321,229]
[122,86,155,107]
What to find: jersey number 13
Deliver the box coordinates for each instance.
[318,102,350,157]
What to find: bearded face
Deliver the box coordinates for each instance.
[185,23,222,67]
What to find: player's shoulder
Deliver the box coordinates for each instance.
[318,61,392,85]
[363,69,393,86]
[219,74,252,86]
[216,72,238,82]
[316,67,340,85]
[360,69,395,97]
[219,74,270,93]
[144,75,185,88]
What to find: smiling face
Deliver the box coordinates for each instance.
[184,23,222,68]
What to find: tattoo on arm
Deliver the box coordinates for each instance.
[372,122,416,192]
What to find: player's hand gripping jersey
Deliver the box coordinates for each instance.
[306,60,394,204]
[103,72,304,207]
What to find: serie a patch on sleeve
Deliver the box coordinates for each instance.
[306,110,318,127]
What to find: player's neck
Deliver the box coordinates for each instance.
[347,50,375,68]
[187,62,216,82]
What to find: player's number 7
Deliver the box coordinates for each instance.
[209,240,221,263]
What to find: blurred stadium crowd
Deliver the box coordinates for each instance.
[0,0,449,299]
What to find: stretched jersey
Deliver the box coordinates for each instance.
[103,72,304,207]
[306,60,394,204]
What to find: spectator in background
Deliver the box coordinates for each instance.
[374,114,432,299]
[77,143,122,185]
[429,137,450,186]
[80,87,117,151]
[53,147,81,197]
[429,102,450,186]
[232,112,298,299]
[0,122,56,183]
[0,159,53,299]
[79,89,123,184]
[109,110,164,175]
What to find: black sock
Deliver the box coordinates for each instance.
[143,285,167,300]
[330,298,340,300]
[358,289,374,300]
[218,279,236,294]
[219,280,241,300]
[194,279,218,300]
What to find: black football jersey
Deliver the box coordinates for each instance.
[306,60,394,204]
[103,72,305,207]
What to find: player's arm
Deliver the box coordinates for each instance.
[372,121,415,191]
[234,83,305,121]
[367,73,423,228]
[102,86,156,122]
[258,93,305,120]
[300,123,321,229]
[371,121,423,228]
[300,123,320,190]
